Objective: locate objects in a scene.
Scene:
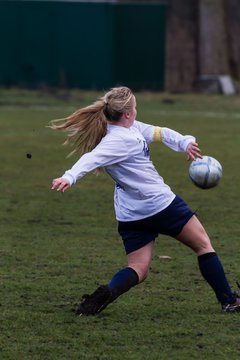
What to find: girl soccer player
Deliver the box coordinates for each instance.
[50,86,240,315]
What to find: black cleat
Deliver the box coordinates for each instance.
[222,292,240,313]
[75,285,113,316]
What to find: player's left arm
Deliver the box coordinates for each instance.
[143,125,202,160]
[186,142,202,161]
[161,127,202,160]
[133,121,202,160]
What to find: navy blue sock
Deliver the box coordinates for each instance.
[198,252,235,304]
[108,267,139,300]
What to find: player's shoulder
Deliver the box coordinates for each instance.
[132,120,145,129]
[133,120,154,130]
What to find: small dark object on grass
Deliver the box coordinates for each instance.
[162,98,175,105]
[26,153,32,159]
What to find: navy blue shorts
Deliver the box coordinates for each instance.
[118,195,195,254]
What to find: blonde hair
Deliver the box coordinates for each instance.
[49,86,134,157]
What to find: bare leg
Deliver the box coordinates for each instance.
[174,215,215,255]
[127,240,154,282]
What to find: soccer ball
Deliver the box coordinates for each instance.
[189,156,223,189]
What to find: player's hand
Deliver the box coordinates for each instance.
[186,142,202,161]
[51,178,70,193]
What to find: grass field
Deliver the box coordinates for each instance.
[0,89,240,360]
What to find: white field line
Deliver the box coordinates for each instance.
[1,106,240,119]
[0,105,76,112]
[150,110,240,119]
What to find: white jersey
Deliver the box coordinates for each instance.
[62,120,195,221]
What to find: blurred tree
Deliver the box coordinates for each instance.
[165,0,240,92]
[199,0,229,75]
[226,0,240,79]
[165,0,198,92]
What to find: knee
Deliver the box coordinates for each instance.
[176,215,215,255]
[127,241,154,283]
[192,231,215,255]
[197,239,215,256]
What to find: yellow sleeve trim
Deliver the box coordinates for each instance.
[153,126,162,142]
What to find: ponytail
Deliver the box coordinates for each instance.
[49,86,134,158]
[49,99,108,157]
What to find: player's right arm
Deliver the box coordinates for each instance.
[51,135,128,192]
[51,178,71,193]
